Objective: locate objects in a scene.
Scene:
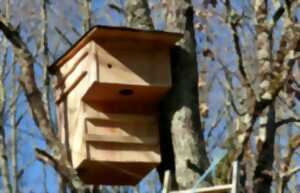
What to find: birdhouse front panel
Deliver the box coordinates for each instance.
[49,26,182,185]
[71,103,161,185]
[80,40,172,113]
[94,40,171,86]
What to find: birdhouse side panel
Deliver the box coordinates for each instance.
[55,43,95,101]
[81,103,161,163]
[58,43,92,76]
[55,45,98,167]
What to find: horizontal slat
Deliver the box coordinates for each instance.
[55,52,89,89]
[55,71,87,104]
[170,184,232,193]
[85,134,158,145]
[85,113,157,124]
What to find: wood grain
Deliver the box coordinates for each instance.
[85,134,158,145]
[55,71,87,104]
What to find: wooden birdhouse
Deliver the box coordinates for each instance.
[49,26,182,185]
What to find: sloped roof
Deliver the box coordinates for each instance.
[49,25,183,74]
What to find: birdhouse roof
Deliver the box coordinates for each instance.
[49,25,183,74]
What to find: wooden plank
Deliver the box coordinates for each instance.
[55,71,87,104]
[85,134,158,145]
[231,161,239,193]
[87,142,161,162]
[77,160,157,185]
[86,121,158,142]
[95,41,171,87]
[162,170,171,193]
[85,113,157,124]
[170,184,232,193]
[82,82,169,103]
[55,52,89,89]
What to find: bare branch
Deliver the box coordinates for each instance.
[275,117,300,128]
[108,3,124,14]
[125,0,154,30]
[0,14,85,193]
[35,148,83,193]
[54,27,72,46]
[282,166,300,179]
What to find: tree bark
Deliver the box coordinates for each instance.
[10,58,18,193]
[0,81,12,193]
[160,0,210,189]
[253,104,276,193]
[125,0,154,30]
[82,0,92,32]
[0,1,12,192]
[0,15,86,193]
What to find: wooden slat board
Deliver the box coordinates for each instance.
[170,184,232,193]
[77,160,157,185]
[167,162,240,193]
[85,113,158,140]
[231,162,239,193]
[85,134,158,145]
[162,170,171,193]
[86,142,160,162]
[85,112,157,123]
[55,71,87,104]
[55,52,89,89]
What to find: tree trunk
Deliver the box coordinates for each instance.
[0,69,12,193]
[160,0,210,189]
[253,104,276,193]
[125,0,209,190]
[0,1,12,192]
[82,0,92,32]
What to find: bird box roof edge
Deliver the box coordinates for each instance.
[48,25,183,74]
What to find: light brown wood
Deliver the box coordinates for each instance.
[82,82,169,102]
[85,134,158,145]
[78,40,172,113]
[85,113,157,124]
[85,118,158,142]
[170,162,239,193]
[84,100,159,114]
[51,26,182,185]
[59,101,161,184]
[55,71,87,104]
[77,160,157,185]
[170,184,233,193]
[55,39,173,113]
[86,142,160,163]
[82,83,167,113]
[55,52,89,89]
[231,161,239,193]
[162,170,171,193]
[49,25,182,73]
[94,40,171,87]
